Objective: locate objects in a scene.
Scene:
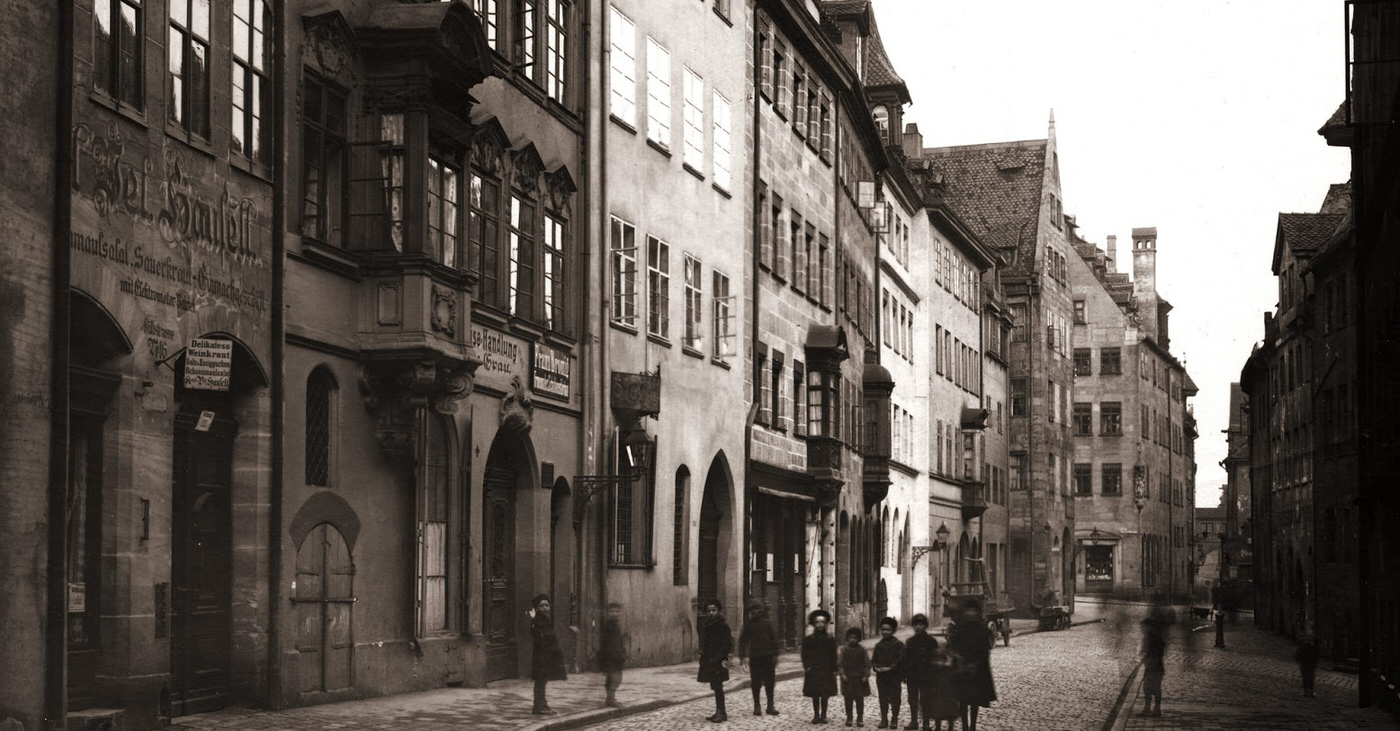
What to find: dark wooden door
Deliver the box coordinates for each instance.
[775,507,805,648]
[483,466,517,681]
[171,422,235,716]
[698,491,720,608]
[294,523,354,696]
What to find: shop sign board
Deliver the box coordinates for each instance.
[532,343,571,401]
[184,337,232,391]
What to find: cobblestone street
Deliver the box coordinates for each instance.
[165,602,1399,731]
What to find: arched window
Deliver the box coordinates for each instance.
[872,105,890,144]
[305,367,337,486]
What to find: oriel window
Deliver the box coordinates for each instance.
[427,156,461,267]
[301,77,346,246]
[231,0,271,165]
[168,0,211,138]
[94,0,144,108]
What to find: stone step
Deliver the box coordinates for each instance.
[67,708,124,731]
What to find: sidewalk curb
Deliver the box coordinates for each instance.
[1103,661,1143,731]
[525,668,807,731]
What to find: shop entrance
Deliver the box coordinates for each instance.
[482,430,535,681]
[171,407,237,716]
[749,491,807,649]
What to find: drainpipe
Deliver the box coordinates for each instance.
[742,11,761,612]
[45,2,76,729]
[265,0,287,709]
[1025,276,1036,617]
[587,0,609,665]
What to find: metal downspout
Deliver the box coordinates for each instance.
[266,0,287,709]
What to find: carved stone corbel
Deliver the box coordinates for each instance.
[499,375,534,433]
[360,359,476,461]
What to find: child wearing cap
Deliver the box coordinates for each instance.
[803,609,839,724]
[871,617,905,729]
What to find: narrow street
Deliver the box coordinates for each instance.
[165,601,1397,731]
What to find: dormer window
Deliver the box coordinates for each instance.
[872,105,889,144]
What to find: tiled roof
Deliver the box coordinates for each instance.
[921,140,1048,275]
[822,0,869,16]
[862,9,910,102]
[1195,507,1225,521]
[1280,213,1346,254]
[1319,182,1351,215]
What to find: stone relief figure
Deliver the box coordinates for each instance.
[500,375,534,433]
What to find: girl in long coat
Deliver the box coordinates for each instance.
[530,594,567,715]
[802,609,840,723]
[947,606,997,731]
[697,598,734,722]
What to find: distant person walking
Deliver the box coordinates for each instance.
[947,604,997,731]
[922,639,960,731]
[871,617,905,729]
[529,594,567,715]
[697,598,734,723]
[901,614,935,730]
[1139,607,1172,717]
[839,626,872,727]
[1295,637,1319,698]
[1213,604,1226,649]
[738,599,781,716]
[598,601,627,708]
[803,609,839,724]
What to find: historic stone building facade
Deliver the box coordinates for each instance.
[918,121,1077,617]
[1068,228,1197,601]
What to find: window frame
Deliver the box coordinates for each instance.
[610,216,638,328]
[645,37,671,148]
[427,154,463,268]
[507,193,537,319]
[1100,347,1122,375]
[1072,402,1092,436]
[1100,401,1123,435]
[542,213,567,333]
[544,0,568,103]
[231,0,271,165]
[168,0,212,139]
[93,0,146,109]
[301,75,347,247]
[682,67,705,171]
[646,235,671,339]
[608,6,637,126]
[712,269,733,361]
[684,254,704,351]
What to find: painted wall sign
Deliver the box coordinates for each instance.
[470,325,527,393]
[610,371,661,416]
[532,343,571,401]
[184,338,233,391]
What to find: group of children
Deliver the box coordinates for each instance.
[738,600,995,729]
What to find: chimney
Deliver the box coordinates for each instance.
[1132,227,1159,341]
[903,122,923,160]
[1105,235,1117,272]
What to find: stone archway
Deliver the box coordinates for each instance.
[698,452,735,616]
[481,428,538,681]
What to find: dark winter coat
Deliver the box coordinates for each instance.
[872,635,905,679]
[697,615,734,684]
[801,630,839,697]
[531,612,568,682]
[738,615,781,660]
[839,643,872,699]
[923,646,960,721]
[902,631,939,682]
[948,621,997,707]
[598,617,626,672]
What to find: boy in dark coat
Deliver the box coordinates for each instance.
[872,617,905,729]
[697,598,734,723]
[1139,615,1168,717]
[840,626,872,727]
[947,604,997,731]
[901,614,935,730]
[738,599,781,716]
[530,594,567,715]
[803,609,840,724]
[1295,637,1319,697]
[599,602,626,708]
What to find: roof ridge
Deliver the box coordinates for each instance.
[923,138,1048,154]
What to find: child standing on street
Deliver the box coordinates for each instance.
[901,614,935,730]
[599,602,626,708]
[803,609,839,724]
[871,617,905,729]
[738,599,781,716]
[1295,637,1319,698]
[922,640,959,731]
[840,627,872,727]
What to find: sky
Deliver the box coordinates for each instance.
[872,0,1352,507]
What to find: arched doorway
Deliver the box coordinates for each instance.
[171,334,267,716]
[697,454,733,617]
[482,429,536,681]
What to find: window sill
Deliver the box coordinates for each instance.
[710,356,732,369]
[294,237,361,279]
[230,153,273,184]
[609,563,654,571]
[647,332,673,349]
[712,182,732,199]
[87,91,146,128]
[611,115,638,135]
[610,319,639,336]
[682,344,704,359]
[165,123,216,159]
[683,162,704,181]
[713,5,733,26]
[647,138,672,157]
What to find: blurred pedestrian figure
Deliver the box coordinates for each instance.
[872,617,905,729]
[922,639,960,731]
[840,626,871,727]
[598,601,626,708]
[1212,604,1226,649]
[947,604,996,731]
[697,598,734,723]
[1139,609,1170,717]
[529,594,567,715]
[803,609,839,724]
[739,599,781,716]
[901,614,935,730]
[1295,637,1319,698]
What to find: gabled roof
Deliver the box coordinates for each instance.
[1271,212,1347,274]
[920,139,1048,275]
[1319,182,1352,214]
